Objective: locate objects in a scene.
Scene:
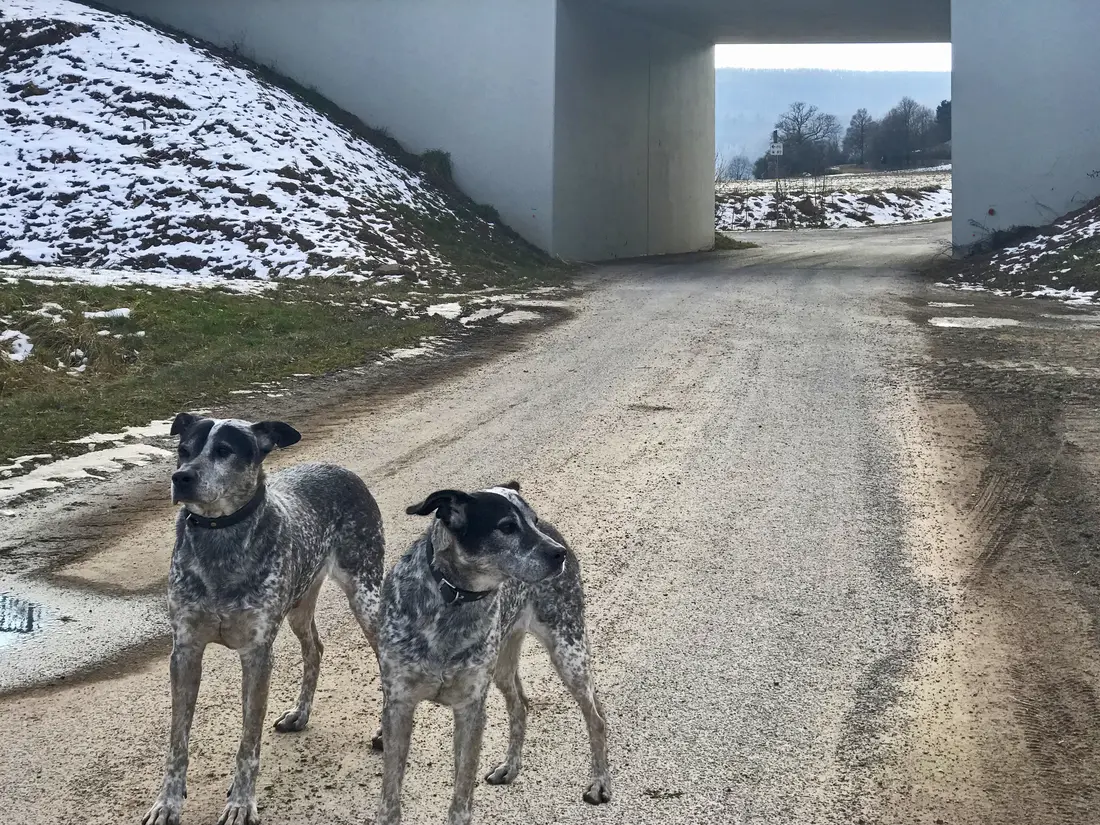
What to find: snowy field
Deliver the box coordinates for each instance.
[717,166,951,196]
[0,0,516,285]
[715,166,952,231]
[716,186,951,231]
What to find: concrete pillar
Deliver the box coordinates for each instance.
[553,1,715,259]
[953,0,1100,249]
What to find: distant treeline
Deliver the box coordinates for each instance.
[717,98,951,181]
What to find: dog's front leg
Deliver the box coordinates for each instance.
[143,640,206,825]
[448,693,489,825]
[220,643,274,825]
[377,696,417,825]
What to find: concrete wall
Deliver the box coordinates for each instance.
[953,0,1100,249]
[103,0,559,250]
[553,1,714,259]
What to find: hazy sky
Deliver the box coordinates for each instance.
[715,43,951,72]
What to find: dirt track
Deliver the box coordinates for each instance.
[2,223,1100,824]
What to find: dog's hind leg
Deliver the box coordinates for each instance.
[274,579,325,733]
[537,627,612,805]
[333,567,385,749]
[485,630,528,786]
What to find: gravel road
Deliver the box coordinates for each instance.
[5,223,1096,825]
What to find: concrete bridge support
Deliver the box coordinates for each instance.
[98,0,1100,260]
[951,0,1100,249]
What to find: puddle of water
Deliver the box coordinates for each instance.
[0,592,41,645]
[928,316,1021,329]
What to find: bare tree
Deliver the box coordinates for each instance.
[843,108,875,165]
[716,152,754,183]
[770,102,843,176]
[776,102,840,145]
[726,154,754,181]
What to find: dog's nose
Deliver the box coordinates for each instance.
[549,547,567,569]
[172,469,195,487]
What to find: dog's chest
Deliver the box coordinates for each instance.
[382,607,503,704]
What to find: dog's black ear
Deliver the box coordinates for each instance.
[251,421,302,454]
[503,480,521,492]
[170,412,199,436]
[406,489,472,530]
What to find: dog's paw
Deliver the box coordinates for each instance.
[217,799,260,825]
[370,725,384,752]
[485,760,521,785]
[583,777,611,805]
[273,707,309,733]
[141,797,183,825]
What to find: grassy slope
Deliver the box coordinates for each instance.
[0,263,572,462]
[936,196,1100,296]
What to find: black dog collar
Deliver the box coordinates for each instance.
[425,542,495,605]
[184,487,265,530]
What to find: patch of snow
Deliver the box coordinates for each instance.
[0,454,52,476]
[31,302,67,322]
[942,281,1100,305]
[382,337,446,361]
[1,330,34,362]
[82,308,131,319]
[1,265,275,294]
[928,317,1021,329]
[426,302,463,320]
[0,443,171,505]
[460,307,505,325]
[508,299,571,308]
[928,302,974,308]
[497,310,543,325]
[67,419,174,446]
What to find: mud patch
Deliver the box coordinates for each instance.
[870,289,1100,825]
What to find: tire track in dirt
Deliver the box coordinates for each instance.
[858,292,1100,825]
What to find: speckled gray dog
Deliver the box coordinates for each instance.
[142,414,386,825]
[376,482,610,825]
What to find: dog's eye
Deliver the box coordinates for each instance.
[214,444,233,459]
[497,521,519,535]
[177,447,190,459]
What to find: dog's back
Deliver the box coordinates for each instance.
[268,462,385,597]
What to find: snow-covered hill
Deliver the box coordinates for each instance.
[0,0,525,283]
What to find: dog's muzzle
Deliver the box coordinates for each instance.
[171,469,196,503]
